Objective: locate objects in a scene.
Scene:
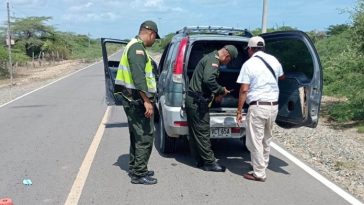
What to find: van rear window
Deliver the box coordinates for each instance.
[186,41,248,77]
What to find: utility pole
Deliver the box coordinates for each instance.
[261,0,268,33]
[88,33,91,48]
[7,1,13,98]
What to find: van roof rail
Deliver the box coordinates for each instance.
[176,26,252,37]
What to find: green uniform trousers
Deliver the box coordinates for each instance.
[122,100,154,177]
[185,95,216,165]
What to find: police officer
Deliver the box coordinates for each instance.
[114,20,160,185]
[185,45,238,172]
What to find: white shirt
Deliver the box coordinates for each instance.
[236,51,284,104]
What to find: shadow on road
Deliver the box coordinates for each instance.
[154,121,290,176]
[105,122,129,128]
[113,154,129,174]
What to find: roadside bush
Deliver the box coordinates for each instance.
[316,0,364,122]
[0,46,8,77]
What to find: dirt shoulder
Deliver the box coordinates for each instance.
[0,60,91,88]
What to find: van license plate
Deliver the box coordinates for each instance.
[210,128,231,137]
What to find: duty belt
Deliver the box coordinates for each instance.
[115,92,154,106]
[187,91,201,99]
[249,101,278,106]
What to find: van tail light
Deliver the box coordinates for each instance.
[231,127,241,133]
[174,121,188,127]
[173,37,188,83]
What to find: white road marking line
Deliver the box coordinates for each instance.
[64,106,111,205]
[271,142,363,205]
[0,61,101,109]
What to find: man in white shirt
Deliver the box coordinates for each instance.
[236,36,284,182]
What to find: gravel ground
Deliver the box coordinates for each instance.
[1,60,363,202]
[273,107,364,201]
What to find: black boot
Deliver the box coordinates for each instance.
[128,170,154,178]
[131,175,158,185]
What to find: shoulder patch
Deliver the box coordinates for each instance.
[212,63,219,68]
[136,50,144,55]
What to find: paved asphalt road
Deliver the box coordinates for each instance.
[0,60,359,205]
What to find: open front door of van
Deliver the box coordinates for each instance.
[261,31,323,128]
[101,38,128,105]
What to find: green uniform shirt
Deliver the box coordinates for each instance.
[127,36,149,99]
[188,51,225,97]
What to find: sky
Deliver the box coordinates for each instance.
[0,0,358,39]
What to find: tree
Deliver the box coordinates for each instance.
[352,0,364,52]
[317,0,364,121]
[11,16,55,57]
[0,46,8,77]
[327,24,351,36]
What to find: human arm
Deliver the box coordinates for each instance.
[236,62,250,124]
[139,91,154,118]
[236,83,249,124]
[128,43,149,92]
[128,43,154,118]
[202,60,226,95]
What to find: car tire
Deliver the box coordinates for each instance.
[158,110,176,154]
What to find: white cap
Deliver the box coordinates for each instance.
[247,36,265,48]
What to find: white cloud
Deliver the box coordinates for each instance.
[68,2,94,12]
[130,0,183,13]
[145,0,163,8]
[12,0,47,5]
[62,11,119,22]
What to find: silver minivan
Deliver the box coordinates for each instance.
[101,27,323,154]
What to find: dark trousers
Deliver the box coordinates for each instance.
[185,95,216,165]
[122,100,154,177]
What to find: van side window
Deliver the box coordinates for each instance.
[158,43,171,74]
[164,42,178,73]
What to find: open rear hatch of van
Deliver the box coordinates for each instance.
[185,39,249,138]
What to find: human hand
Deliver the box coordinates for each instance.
[144,101,154,118]
[236,112,243,126]
[215,95,224,103]
[223,87,230,96]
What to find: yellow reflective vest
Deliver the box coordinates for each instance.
[115,38,157,94]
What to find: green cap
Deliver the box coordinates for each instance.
[140,20,160,39]
[224,45,238,59]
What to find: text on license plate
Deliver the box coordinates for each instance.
[210,128,231,137]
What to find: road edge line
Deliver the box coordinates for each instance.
[64,106,111,205]
[0,60,100,109]
[271,142,363,205]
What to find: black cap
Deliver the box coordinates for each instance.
[140,20,160,39]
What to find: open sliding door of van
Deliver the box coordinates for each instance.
[261,31,323,128]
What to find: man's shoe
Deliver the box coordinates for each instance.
[202,162,226,172]
[243,173,266,182]
[131,176,157,185]
[128,170,154,178]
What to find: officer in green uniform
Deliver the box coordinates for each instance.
[186,45,238,172]
[114,20,160,185]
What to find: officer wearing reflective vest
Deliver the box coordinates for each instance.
[185,45,238,172]
[114,20,160,185]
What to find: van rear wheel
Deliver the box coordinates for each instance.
[158,112,176,154]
